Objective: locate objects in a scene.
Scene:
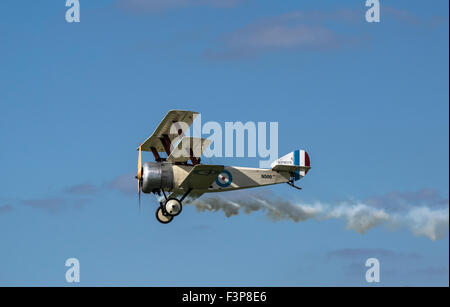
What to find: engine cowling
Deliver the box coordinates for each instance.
[141,162,174,193]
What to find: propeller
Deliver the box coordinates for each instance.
[136,144,142,211]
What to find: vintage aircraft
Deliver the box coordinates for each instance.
[136,110,311,224]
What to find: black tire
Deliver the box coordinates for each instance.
[155,207,173,224]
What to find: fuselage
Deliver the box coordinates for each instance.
[171,164,291,194]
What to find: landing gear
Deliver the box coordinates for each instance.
[156,207,173,224]
[287,174,302,190]
[164,198,182,216]
[287,181,302,190]
[155,188,192,224]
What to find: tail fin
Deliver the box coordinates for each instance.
[271,149,311,180]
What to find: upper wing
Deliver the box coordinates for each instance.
[179,164,224,190]
[166,137,212,163]
[139,110,199,152]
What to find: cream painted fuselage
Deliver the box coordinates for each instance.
[171,164,291,194]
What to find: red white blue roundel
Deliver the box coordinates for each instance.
[216,170,232,187]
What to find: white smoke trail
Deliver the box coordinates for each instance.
[191,192,449,241]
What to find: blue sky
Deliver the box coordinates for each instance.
[0,0,448,286]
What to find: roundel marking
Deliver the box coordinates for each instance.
[216,170,232,188]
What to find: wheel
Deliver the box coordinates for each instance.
[156,207,173,224]
[164,198,182,216]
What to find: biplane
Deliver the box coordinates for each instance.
[136,110,311,224]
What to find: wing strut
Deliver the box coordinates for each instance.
[151,147,162,162]
[160,134,172,155]
[180,188,193,202]
[189,148,200,165]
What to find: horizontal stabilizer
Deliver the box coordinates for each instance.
[271,164,310,172]
[271,149,311,179]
